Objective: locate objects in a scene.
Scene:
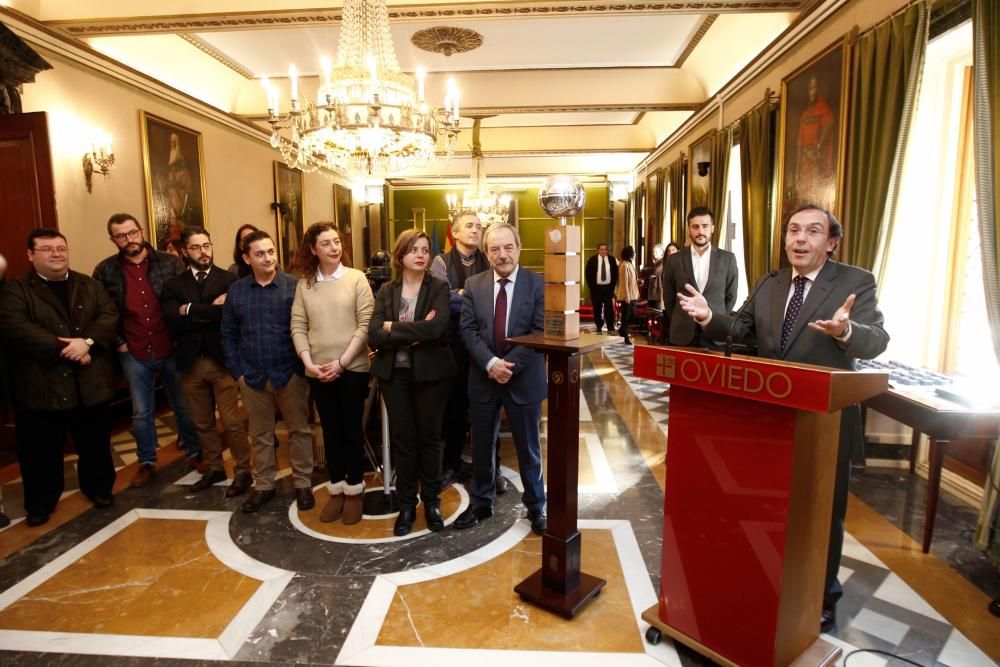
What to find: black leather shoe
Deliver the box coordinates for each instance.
[26,513,50,527]
[441,468,460,489]
[295,487,315,511]
[91,495,114,509]
[425,503,444,532]
[191,469,227,492]
[394,506,415,536]
[0,512,9,529]
[454,505,492,530]
[527,508,547,535]
[988,598,1000,618]
[820,603,836,633]
[241,489,276,513]
[495,474,509,495]
[226,473,253,498]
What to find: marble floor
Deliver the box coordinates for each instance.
[0,338,997,667]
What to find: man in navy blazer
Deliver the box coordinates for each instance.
[455,223,547,534]
[678,204,889,634]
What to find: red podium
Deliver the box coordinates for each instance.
[632,345,888,667]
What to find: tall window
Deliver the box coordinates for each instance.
[725,142,749,306]
[881,21,999,382]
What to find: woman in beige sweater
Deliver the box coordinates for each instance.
[291,223,374,525]
[616,245,639,345]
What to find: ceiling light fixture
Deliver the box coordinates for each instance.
[446,118,511,227]
[262,0,460,177]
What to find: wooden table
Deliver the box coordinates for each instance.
[505,332,617,618]
[863,386,1000,553]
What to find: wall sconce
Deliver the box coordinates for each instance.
[83,133,115,193]
[696,161,710,177]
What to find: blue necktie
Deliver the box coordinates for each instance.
[780,275,807,352]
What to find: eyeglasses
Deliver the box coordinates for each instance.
[32,246,68,255]
[112,228,143,242]
[186,242,213,252]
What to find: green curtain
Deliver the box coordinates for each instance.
[972,0,1000,564]
[739,95,778,286]
[841,2,928,274]
[708,127,733,247]
[667,156,686,244]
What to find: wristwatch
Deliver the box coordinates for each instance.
[84,337,95,347]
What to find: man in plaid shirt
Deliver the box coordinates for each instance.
[222,230,314,514]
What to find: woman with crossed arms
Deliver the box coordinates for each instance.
[368,229,456,536]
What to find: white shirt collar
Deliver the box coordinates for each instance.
[792,260,826,283]
[36,271,69,282]
[316,263,348,282]
[493,265,519,284]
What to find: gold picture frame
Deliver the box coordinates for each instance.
[139,111,209,250]
[774,36,850,265]
[273,161,305,271]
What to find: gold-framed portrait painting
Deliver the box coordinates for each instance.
[273,162,304,270]
[139,111,209,251]
[776,37,849,232]
[687,131,713,211]
[333,184,354,267]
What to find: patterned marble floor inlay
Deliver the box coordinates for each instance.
[0,509,293,660]
[338,519,681,666]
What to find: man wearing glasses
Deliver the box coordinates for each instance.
[0,229,119,526]
[93,213,201,488]
[162,227,251,496]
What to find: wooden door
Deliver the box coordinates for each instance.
[0,111,57,278]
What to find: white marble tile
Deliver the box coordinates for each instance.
[579,390,593,422]
[218,572,295,657]
[849,608,910,645]
[838,565,854,587]
[822,635,888,667]
[0,630,229,661]
[580,432,619,494]
[840,532,888,568]
[937,628,996,667]
[871,573,947,623]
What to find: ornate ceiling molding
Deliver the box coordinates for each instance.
[50,1,807,37]
[411,26,483,56]
[673,14,716,67]
[178,33,254,79]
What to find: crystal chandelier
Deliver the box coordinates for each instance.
[446,119,511,226]
[262,0,460,176]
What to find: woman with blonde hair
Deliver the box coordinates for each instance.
[369,229,455,535]
[291,223,374,525]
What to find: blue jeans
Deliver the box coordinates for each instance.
[119,350,201,464]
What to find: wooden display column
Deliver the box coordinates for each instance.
[542,222,580,339]
[507,333,614,618]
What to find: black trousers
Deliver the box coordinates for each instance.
[441,343,471,471]
[15,404,115,517]
[618,299,637,341]
[311,371,370,486]
[380,369,451,507]
[825,405,860,606]
[590,285,615,332]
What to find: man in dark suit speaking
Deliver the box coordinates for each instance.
[455,223,547,535]
[162,226,252,496]
[677,204,889,634]
[584,242,618,334]
[662,206,738,347]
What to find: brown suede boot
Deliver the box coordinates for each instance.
[341,482,365,525]
[320,481,345,523]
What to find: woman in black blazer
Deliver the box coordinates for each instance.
[369,229,456,536]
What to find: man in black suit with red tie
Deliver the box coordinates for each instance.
[678,204,889,634]
[162,226,252,496]
[584,243,618,334]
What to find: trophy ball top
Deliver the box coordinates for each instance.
[538,175,586,219]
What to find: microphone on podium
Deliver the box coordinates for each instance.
[725,270,778,358]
